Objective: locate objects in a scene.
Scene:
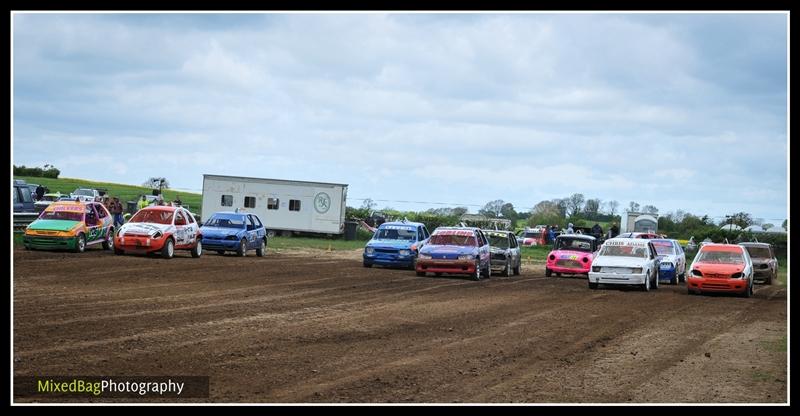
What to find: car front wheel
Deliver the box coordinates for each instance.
[161,238,175,259]
[256,238,267,257]
[191,240,202,258]
[237,239,247,257]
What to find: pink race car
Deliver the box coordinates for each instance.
[545,234,599,277]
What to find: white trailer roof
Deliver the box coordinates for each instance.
[203,174,347,188]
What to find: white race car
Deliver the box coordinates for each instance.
[588,238,660,291]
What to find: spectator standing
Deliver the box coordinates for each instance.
[610,223,619,238]
[548,226,556,244]
[35,184,45,201]
[591,223,603,238]
[137,195,149,211]
[110,197,124,228]
[173,194,183,206]
[565,223,575,234]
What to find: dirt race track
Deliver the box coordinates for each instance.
[13,247,787,403]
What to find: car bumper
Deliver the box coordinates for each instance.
[416,259,476,274]
[202,239,241,250]
[547,262,590,274]
[363,254,415,268]
[23,235,78,250]
[753,269,774,280]
[687,277,749,293]
[588,272,647,285]
[114,235,167,253]
[658,267,677,281]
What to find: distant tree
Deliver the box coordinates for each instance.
[782,219,788,230]
[553,198,568,217]
[583,198,601,218]
[751,218,764,226]
[529,200,565,227]
[603,200,620,216]
[566,193,585,217]
[724,212,753,228]
[627,201,640,213]
[761,223,775,230]
[452,206,469,217]
[500,202,518,223]
[360,198,377,211]
[143,177,170,192]
[479,199,505,218]
[641,205,659,215]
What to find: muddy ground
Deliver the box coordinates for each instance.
[12,246,787,403]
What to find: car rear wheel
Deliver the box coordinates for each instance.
[589,282,598,290]
[503,260,511,277]
[74,233,86,253]
[653,271,659,290]
[161,238,174,259]
[256,238,266,257]
[191,240,202,258]
[114,247,124,255]
[545,268,552,277]
[363,262,372,268]
[513,259,521,275]
[217,250,225,255]
[237,239,246,257]
[102,228,114,250]
[416,271,425,277]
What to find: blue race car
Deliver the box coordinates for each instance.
[200,211,268,257]
[651,238,687,284]
[363,220,431,269]
[416,227,492,281]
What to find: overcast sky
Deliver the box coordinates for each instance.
[12,12,788,223]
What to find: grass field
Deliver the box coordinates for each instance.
[14,176,203,215]
[268,236,370,251]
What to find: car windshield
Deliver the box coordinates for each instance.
[74,189,94,196]
[129,209,173,225]
[744,247,772,259]
[599,244,648,258]
[204,216,246,228]
[488,235,509,249]
[39,210,83,222]
[697,250,745,264]
[429,234,477,247]
[556,238,593,252]
[653,243,675,255]
[375,227,417,240]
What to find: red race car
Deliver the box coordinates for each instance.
[114,206,203,259]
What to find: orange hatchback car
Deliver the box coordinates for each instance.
[687,243,754,297]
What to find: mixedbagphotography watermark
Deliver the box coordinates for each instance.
[14,376,209,399]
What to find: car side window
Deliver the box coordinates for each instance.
[247,215,257,230]
[187,211,195,224]
[252,215,264,228]
[174,210,186,226]
[95,203,108,218]
[423,226,430,239]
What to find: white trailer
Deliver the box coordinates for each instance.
[201,174,348,236]
[619,211,659,234]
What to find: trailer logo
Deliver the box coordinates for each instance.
[314,192,331,214]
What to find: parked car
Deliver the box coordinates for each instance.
[416,227,491,281]
[13,183,35,213]
[739,242,777,285]
[545,234,598,277]
[114,206,202,259]
[687,243,754,297]
[483,229,521,276]
[588,238,660,291]
[33,192,63,212]
[363,220,430,269]
[71,188,101,202]
[519,226,547,246]
[651,239,687,285]
[23,201,115,252]
[616,232,661,239]
[200,211,268,257]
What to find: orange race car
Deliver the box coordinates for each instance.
[114,206,203,259]
[686,243,754,297]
